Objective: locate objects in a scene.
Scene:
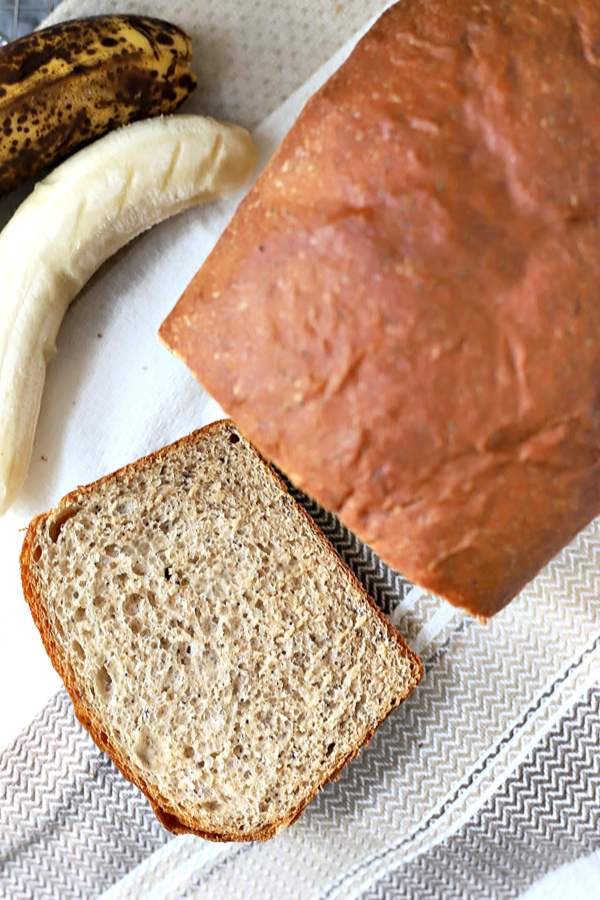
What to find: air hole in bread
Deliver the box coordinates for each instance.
[93,595,105,609]
[95,664,113,700]
[132,560,147,576]
[105,544,120,558]
[72,639,85,660]
[74,606,86,623]
[326,742,335,757]
[198,615,213,637]
[123,594,141,617]
[183,746,194,759]
[178,644,192,666]
[33,545,42,562]
[135,729,160,770]
[48,505,80,543]
[229,433,240,444]
[203,648,219,671]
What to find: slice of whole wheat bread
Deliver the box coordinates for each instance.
[20,420,422,841]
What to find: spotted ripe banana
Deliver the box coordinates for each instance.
[0,14,197,199]
[0,114,257,514]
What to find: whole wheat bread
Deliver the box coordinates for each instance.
[160,0,600,618]
[20,420,422,841]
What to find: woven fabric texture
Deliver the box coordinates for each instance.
[362,685,600,900]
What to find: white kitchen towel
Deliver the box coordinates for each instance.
[1,1,599,899]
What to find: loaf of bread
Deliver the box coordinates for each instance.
[20,420,421,841]
[160,0,600,618]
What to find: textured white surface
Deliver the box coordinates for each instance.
[42,0,389,132]
[519,851,600,900]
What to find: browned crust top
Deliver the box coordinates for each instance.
[160,0,600,618]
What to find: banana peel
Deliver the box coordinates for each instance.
[0,14,197,199]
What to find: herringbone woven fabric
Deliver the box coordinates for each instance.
[0,691,172,899]
[360,684,600,900]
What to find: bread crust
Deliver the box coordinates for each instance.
[160,0,600,617]
[21,419,421,842]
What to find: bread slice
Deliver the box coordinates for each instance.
[20,420,422,841]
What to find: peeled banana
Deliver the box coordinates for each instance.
[0,114,257,514]
[0,14,197,198]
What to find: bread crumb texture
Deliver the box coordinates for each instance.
[24,422,419,839]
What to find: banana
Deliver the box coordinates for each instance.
[0,114,257,514]
[0,14,197,199]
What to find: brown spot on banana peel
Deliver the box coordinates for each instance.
[0,15,197,199]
